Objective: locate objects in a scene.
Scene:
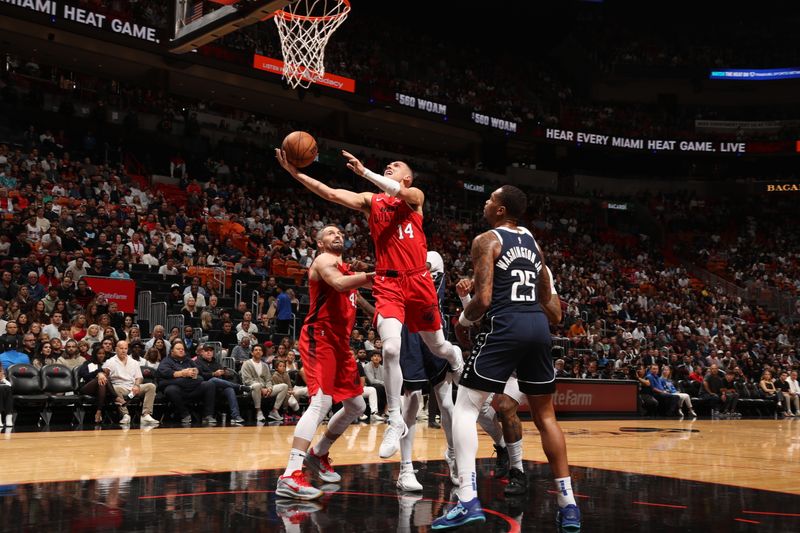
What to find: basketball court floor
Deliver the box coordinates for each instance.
[1,418,798,531]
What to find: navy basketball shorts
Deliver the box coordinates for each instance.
[400,328,449,392]
[460,312,555,395]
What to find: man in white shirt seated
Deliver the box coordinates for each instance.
[103,340,159,426]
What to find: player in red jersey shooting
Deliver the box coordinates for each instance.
[276,225,375,500]
[276,148,464,459]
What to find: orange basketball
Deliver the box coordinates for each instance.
[281,131,318,168]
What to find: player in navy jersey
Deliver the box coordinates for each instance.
[433,185,580,531]
[460,265,563,496]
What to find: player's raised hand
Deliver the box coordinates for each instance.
[275,148,299,177]
[342,150,366,177]
[456,278,474,297]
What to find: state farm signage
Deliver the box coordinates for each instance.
[553,379,638,413]
[83,276,136,313]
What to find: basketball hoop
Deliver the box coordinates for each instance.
[273,0,350,89]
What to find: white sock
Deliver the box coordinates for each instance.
[508,439,523,472]
[313,434,335,456]
[282,448,306,477]
[457,471,477,502]
[554,476,576,507]
[400,460,414,472]
[452,387,489,502]
[4,414,12,427]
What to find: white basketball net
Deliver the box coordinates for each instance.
[274,0,350,89]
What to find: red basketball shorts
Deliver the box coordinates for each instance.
[299,323,363,404]
[372,268,441,333]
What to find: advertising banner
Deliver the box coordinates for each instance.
[710,68,800,80]
[253,54,356,93]
[543,128,747,154]
[518,379,639,414]
[83,276,137,314]
[0,0,161,42]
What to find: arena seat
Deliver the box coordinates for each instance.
[8,363,49,426]
[41,364,80,425]
[734,381,761,416]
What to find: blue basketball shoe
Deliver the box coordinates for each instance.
[431,497,485,529]
[556,503,581,531]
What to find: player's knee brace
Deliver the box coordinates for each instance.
[309,392,333,425]
[342,395,365,418]
[382,336,401,360]
[293,392,332,442]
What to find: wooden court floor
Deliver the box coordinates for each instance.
[3,418,799,495]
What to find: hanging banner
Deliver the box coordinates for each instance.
[0,0,161,42]
[83,276,137,313]
[253,54,356,93]
[543,128,747,154]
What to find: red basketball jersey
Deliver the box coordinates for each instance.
[304,260,357,339]
[368,193,428,271]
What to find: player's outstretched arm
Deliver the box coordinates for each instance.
[275,149,372,214]
[315,255,375,293]
[460,232,500,325]
[341,150,424,208]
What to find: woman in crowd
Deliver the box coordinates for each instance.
[127,325,142,343]
[39,263,60,289]
[96,337,116,360]
[271,359,304,417]
[53,299,70,321]
[77,339,126,422]
[140,348,161,370]
[759,371,783,412]
[182,296,200,326]
[118,315,135,340]
[661,366,697,418]
[77,340,91,360]
[83,324,103,347]
[153,338,168,361]
[14,285,32,313]
[16,313,29,334]
[85,303,101,326]
[6,300,20,321]
[70,314,87,341]
[103,326,118,344]
[32,341,55,369]
[29,300,48,325]
[200,311,214,333]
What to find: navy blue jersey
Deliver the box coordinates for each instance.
[487,226,544,318]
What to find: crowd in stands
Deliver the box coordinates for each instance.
[654,194,800,296]
[0,66,798,427]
